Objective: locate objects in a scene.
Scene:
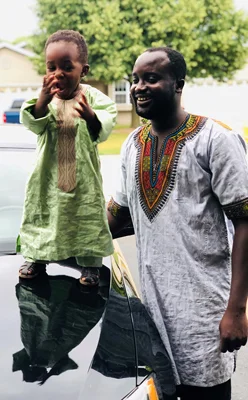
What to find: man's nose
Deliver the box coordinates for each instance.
[135,80,147,91]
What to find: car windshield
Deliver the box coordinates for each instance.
[0,125,37,253]
[11,99,25,109]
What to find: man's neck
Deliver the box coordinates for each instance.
[151,108,189,138]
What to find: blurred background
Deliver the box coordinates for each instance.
[0,0,248,137]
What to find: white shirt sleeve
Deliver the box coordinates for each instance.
[209,123,248,219]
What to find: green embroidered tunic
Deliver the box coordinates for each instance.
[18,84,116,261]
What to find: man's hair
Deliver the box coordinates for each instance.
[45,30,88,64]
[145,47,186,81]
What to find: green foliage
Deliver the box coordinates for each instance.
[30,0,248,82]
[189,0,248,80]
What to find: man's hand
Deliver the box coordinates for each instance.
[219,307,248,352]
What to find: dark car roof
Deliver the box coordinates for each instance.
[0,255,110,400]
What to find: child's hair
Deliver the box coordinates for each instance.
[45,30,88,64]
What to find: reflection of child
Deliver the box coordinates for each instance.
[17,30,117,286]
[13,275,106,384]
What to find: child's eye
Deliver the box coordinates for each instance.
[64,65,73,72]
[47,66,55,71]
[132,77,138,84]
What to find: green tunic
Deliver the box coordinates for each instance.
[18,84,116,261]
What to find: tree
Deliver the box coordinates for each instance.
[31,0,248,126]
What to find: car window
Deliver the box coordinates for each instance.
[11,99,25,109]
[0,146,36,253]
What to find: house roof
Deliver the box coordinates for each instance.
[0,42,34,58]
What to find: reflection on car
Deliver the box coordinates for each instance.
[13,273,106,385]
[1,253,176,399]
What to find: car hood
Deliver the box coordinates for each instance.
[0,255,109,400]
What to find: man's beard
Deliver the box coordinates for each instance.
[132,89,175,120]
[134,100,174,121]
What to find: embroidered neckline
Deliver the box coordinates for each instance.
[149,114,191,183]
[134,114,207,221]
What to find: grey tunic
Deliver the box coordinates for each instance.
[108,114,248,386]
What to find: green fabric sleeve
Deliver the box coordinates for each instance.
[85,86,117,144]
[20,98,51,135]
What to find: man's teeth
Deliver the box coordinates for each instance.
[137,97,150,101]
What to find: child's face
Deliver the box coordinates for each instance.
[45,41,88,100]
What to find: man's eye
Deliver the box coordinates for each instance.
[148,76,158,83]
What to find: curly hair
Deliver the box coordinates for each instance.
[145,46,186,81]
[45,30,88,64]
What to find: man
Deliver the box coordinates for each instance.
[107,47,248,400]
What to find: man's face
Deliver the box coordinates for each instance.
[130,51,177,120]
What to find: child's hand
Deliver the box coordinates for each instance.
[74,92,95,122]
[74,92,101,140]
[32,75,60,119]
[39,74,60,106]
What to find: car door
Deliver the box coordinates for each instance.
[82,249,137,400]
[113,242,177,400]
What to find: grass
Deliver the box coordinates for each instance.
[98,125,133,155]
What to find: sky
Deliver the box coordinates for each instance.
[0,0,248,42]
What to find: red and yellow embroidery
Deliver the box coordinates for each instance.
[134,114,207,221]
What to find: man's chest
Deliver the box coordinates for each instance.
[126,136,211,222]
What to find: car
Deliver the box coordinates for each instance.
[3,98,26,124]
[0,124,176,400]
[0,124,37,253]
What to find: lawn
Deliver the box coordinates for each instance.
[98,126,133,155]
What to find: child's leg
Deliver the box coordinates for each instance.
[19,257,47,279]
[76,256,102,287]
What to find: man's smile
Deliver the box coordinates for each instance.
[135,96,152,107]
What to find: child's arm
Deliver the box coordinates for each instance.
[21,74,59,135]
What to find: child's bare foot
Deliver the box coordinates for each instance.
[79,267,100,286]
[19,262,46,279]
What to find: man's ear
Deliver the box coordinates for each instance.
[81,64,90,77]
[175,79,185,93]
